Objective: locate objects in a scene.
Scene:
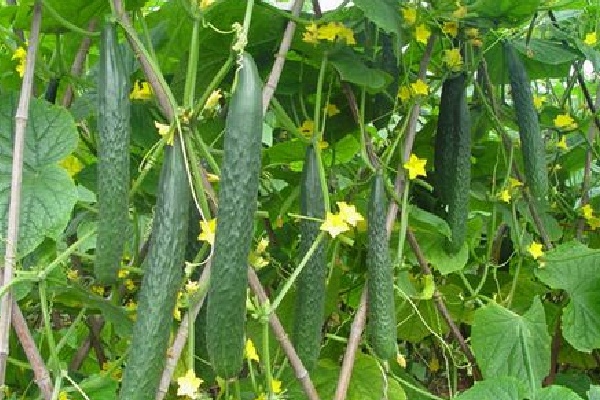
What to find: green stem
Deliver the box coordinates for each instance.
[188,306,195,372]
[136,8,158,63]
[192,52,235,117]
[190,130,220,176]
[183,132,212,219]
[390,373,445,400]
[313,53,331,212]
[241,0,255,45]
[38,229,95,281]
[55,308,87,355]
[234,380,241,400]
[130,140,165,198]
[39,282,59,372]
[184,17,201,109]
[262,316,273,400]
[359,86,375,170]
[41,0,99,36]
[269,232,325,313]
[270,97,309,143]
[396,175,410,262]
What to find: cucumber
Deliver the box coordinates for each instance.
[95,20,130,284]
[292,144,328,372]
[205,53,263,378]
[505,42,548,202]
[434,73,471,253]
[118,136,190,400]
[366,171,397,360]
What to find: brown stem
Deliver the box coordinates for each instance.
[62,19,97,108]
[87,316,106,367]
[543,314,562,387]
[248,268,320,400]
[0,3,44,396]
[406,230,483,381]
[12,301,53,400]
[69,336,91,371]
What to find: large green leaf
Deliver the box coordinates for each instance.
[455,376,527,400]
[0,94,78,258]
[285,354,406,400]
[469,0,541,26]
[411,230,469,274]
[535,241,600,352]
[535,385,585,400]
[330,49,392,92]
[352,0,401,35]
[471,297,551,397]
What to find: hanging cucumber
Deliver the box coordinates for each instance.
[505,41,548,203]
[367,171,397,360]
[118,136,190,400]
[95,20,130,284]
[205,53,263,378]
[292,144,328,372]
[434,73,471,253]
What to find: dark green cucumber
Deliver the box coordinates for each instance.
[118,136,190,400]
[292,144,328,372]
[434,73,471,253]
[367,171,397,360]
[95,20,130,284]
[205,53,263,378]
[505,42,548,202]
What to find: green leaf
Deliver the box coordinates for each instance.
[413,230,469,274]
[535,385,585,400]
[471,297,551,397]
[352,0,401,35]
[0,94,78,258]
[409,205,451,238]
[329,50,392,92]
[455,376,527,400]
[535,241,600,352]
[469,0,541,26]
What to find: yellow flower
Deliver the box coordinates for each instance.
[397,353,407,368]
[336,202,364,227]
[415,24,431,44]
[470,38,483,47]
[410,79,429,96]
[91,285,105,296]
[271,379,283,394]
[58,391,69,400]
[245,338,259,362]
[299,120,315,138]
[556,135,568,150]
[177,369,203,398]
[398,86,411,102]
[324,103,340,117]
[527,242,544,260]
[206,173,220,182]
[185,280,199,294]
[466,27,479,38]
[303,23,319,44]
[198,218,217,246]
[249,251,269,269]
[443,48,463,72]
[66,269,79,281]
[204,89,222,110]
[12,46,26,78]
[173,306,181,321]
[317,22,340,41]
[124,279,135,291]
[125,300,137,311]
[336,25,356,45]
[118,269,130,279]
[584,32,597,46]
[402,8,417,25]
[59,155,84,177]
[130,81,153,100]
[403,153,427,180]
[452,2,467,18]
[154,121,174,146]
[509,178,523,189]
[554,114,577,129]
[581,204,594,220]
[533,95,545,110]
[199,0,214,9]
[256,238,269,254]
[588,216,600,230]
[442,21,458,38]
[499,189,511,203]
[320,212,350,238]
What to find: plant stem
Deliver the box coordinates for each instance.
[268,232,324,313]
[39,282,59,372]
[262,313,273,399]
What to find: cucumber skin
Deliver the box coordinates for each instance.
[292,145,328,372]
[205,53,263,378]
[367,172,397,360]
[505,42,548,202]
[118,137,190,400]
[95,21,130,284]
[435,73,471,253]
